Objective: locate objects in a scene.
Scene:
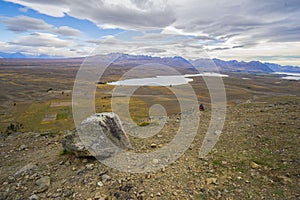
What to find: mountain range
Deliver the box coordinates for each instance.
[0,52,299,73]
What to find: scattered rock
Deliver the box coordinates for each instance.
[221,161,227,165]
[97,181,104,187]
[19,144,27,151]
[276,175,292,184]
[15,163,38,177]
[86,163,94,170]
[28,194,39,200]
[94,192,107,200]
[206,177,218,185]
[101,174,111,182]
[94,192,102,199]
[150,143,157,148]
[7,176,15,183]
[250,161,260,169]
[36,176,51,193]
[152,159,159,164]
[145,173,151,179]
[62,189,73,197]
[62,112,132,158]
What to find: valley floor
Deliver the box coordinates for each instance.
[0,63,299,199]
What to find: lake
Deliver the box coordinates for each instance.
[273,72,300,80]
[108,73,229,86]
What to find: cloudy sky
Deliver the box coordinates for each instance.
[0,0,299,65]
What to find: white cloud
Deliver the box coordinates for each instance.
[4,0,69,17]
[54,26,81,36]
[5,0,300,43]
[5,0,175,30]
[0,36,92,57]
[11,32,76,47]
[207,41,300,66]
[2,15,82,37]
[3,15,52,32]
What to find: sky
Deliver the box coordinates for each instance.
[0,0,299,66]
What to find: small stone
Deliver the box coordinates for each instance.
[157,192,161,196]
[94,192,107,200]
[277,175,292,184]
[56,188,62,193]
[86,164,94,170]
[206,177,218,185]
[250,161,260,169]
[221,161,227,165]
[62,189,73,197]
[145,173,151,179]
[19,144,27,151]
[8,176,15,183]
[101,174,111,182]
[214,130,222,135]
[97,181,104,187]
[52,193,61,198]
[29,194,39,200]
[94,192,102,199]
[150,144,157,148]
[15,163,38,177]
[152,159,159,164]
[36,176,51,193]
[173,192,178,196]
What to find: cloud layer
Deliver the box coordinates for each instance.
[2,15,81,36]
[1,0,300,65]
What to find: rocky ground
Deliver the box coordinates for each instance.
[0,95,299,200]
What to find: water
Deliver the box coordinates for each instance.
[273,72,300,81]
[108,73,228,86]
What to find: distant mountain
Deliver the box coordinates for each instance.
[110,53,193,68]
[212,59,273,73]
[264,63,300,73]
[87,53,196,74]
[1,52,299,73]
[192,58,300,73]
[0,52,28,59]
[0,52,60,59]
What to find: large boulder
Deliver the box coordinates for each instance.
[62,112,132,158]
